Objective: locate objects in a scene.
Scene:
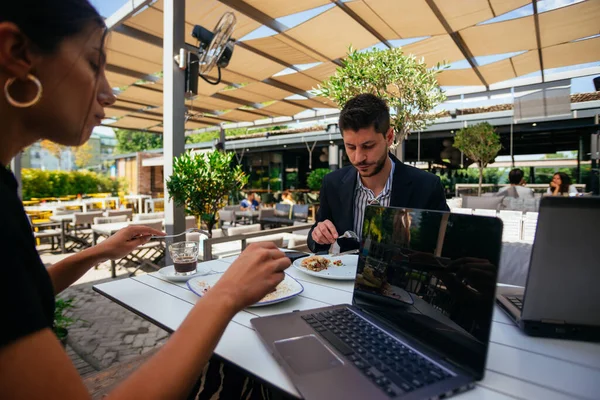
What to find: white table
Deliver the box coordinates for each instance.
[94,257,600,400]
[236,210,259,224]
[83,197,120,210]
[125,194,152,213]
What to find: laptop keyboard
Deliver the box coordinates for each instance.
[302,308,452,398]
[506,295,524,310]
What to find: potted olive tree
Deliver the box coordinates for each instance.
[317,46,447,150]
[166,150,247,237]
[453,122,502,196]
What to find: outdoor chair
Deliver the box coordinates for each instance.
[133,212,164,221]
[522,212,538,243]
[274,203,291,217]
[292,204,309,222]
[70,211,103,250]
[472,209,498,217]
[218,209,236,228]
[27,215,61,253]
[105,209,133,220]
[93,216,128,225]
[498,210,523,242]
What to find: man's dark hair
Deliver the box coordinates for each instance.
[508,168,524,185]
[1,1,104,54]
[339,93,390,136]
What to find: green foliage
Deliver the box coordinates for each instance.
[21,169,122,200]
[54,298,75,339]
[307,168,332,191]
[185,125,288,144]
[317,47,447,146]
[185,132,219,144]
[166,151,248,235]
[115,129,163,154]
[453,122,502,195]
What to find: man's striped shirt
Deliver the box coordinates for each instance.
[353,159,395,238]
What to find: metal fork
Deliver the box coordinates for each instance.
[150,228,210,240]
[329,230,359,256]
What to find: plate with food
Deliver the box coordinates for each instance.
[186,273,304,307]
[292,254,358,280]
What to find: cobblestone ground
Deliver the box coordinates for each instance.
[59,278,170,372]
[41,249,170,376]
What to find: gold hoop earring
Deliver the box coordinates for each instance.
[4,74,43,108]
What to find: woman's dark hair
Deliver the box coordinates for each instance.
[554,172,571,194]
[0,1,104,53]
[339,93,390,136]
[508,168,524,185]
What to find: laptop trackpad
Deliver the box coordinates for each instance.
[274,334,343,376]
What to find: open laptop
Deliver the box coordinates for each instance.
[496,196,600,341]
[252,205,503,399]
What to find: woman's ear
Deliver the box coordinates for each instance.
[0,22,39,79]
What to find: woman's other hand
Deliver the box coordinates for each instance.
[207,242,291,311]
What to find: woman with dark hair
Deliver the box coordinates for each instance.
[547,172,578,196]
[0,1,289,398]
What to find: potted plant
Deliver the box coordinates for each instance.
[54,298,75,347]
[316,46,447,153]
[453,122,502,196]
[166,150,248,237]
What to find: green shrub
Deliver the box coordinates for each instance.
[307,168,332,191]
[22,169,123,200]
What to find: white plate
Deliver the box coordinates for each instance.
[292,254,358,281]
[187,273,304,307]
[157,265,216,282]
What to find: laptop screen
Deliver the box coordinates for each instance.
[353,205,502,378]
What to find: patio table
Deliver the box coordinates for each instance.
[124,194,152,213]
[236,210,259,224]
[83,196,120,210]
[93,256,600,400]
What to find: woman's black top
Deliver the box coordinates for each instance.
[0,166,55,348]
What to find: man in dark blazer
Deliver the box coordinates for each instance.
[308,94,449,253]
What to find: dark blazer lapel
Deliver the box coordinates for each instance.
[390,158,414,207]
[339,167,357,232]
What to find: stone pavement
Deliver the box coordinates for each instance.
[41,251,170,376]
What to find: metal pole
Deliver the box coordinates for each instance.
[10,153,22,200]
[417,131,421,162]
[163,0,186,263]
[577,134,583,184]
[510,120,514,168]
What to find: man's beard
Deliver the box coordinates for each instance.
[355,149,388,178]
